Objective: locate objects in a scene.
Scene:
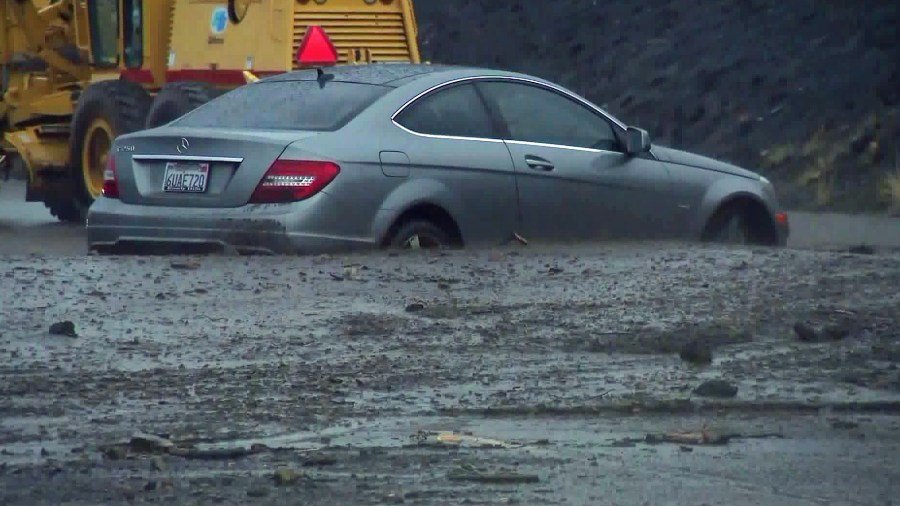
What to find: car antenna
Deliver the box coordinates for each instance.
[316,67,334,88]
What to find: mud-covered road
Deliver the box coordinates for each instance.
[2,240,900,505]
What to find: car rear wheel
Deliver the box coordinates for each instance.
[387,220,453,250]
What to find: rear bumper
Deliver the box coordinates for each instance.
[86,195,376,255]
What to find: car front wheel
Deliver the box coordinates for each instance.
[704,208,751,244]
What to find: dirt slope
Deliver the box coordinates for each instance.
[414,0,900,214]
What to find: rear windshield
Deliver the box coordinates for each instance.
[171,81,391,131]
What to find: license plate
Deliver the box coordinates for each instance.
[163,162,210,193]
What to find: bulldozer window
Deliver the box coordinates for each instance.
[123,0,143,68]
[88,0,120,67]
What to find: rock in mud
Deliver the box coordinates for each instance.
[120,485,136,501]
[794,322,820,342]
[831,420,860,430]
[48,321,77,338]
[247,485,270,498]
[103,446,127,460]
[129,433,174,453]
[693,379,738,398]
[151,456,167,472]
[169,261,199,270]
[679,338,713,365]
[302,453,337,467]
[448,467,540,484]
[823,321,854,341]
[405,302,426,313]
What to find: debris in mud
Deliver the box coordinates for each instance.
[48,321,77,338]
[646,431,736,445]
[823,322,853,341]
[150,456,167,472]
[504,233,529,246]
[566,322,753,355]
[169,261,200,270]
[105,434,283,461]
[246,486,270,498]
[795,319,859,343]
[412,431,522,449]
[405,302,426,313]
[830,420,860,430]
[448,464,539,484]
[273,468,306,486]
[120,485,137,501]
[848,244,876,255]
[302,453,337,467]
[342,264,361,279]
[679,338,713,365]
[129,432,175,453]
[169,446,269,460]
[692,379,738,398]
[101,445,127,460]
[609,430,784,447]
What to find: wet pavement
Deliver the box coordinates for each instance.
[1,239,899,505]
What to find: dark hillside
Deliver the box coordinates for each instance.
[414,0,900,214]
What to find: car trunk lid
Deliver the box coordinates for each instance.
[114,127,319,208]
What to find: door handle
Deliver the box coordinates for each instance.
[525,155,555,171]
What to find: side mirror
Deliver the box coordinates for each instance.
[625,127,651,155]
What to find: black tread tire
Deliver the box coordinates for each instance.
[387,220,453,250]
[61,79,152,223]
[144,81,222,129]
[703,205,751,245]
[45,200,82,223]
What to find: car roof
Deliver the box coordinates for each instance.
[256,63,528,87]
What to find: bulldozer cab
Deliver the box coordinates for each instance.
[78,0,420,88]
[85,0,138,69]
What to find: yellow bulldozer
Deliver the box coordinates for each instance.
[0,0,421,223]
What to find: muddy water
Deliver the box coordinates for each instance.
[1,243,899,505]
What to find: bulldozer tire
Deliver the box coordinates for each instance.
[62,79,152,223]
[45,199,82,223]
[144,81,221,129]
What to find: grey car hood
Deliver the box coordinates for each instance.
[651,145,761,180]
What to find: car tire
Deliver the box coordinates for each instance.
[387,220,454,250]
[145,81,221,129]
[63,79,152,224]
[704,207,750,244]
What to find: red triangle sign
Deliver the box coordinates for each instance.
[296,25,339,67]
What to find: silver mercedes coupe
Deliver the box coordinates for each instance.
[86,64,789,254]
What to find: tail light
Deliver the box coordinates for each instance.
[249,159,340,204]
[101,154,119,198]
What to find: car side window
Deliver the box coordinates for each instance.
[477,81,620,151]
[394,83,496,139]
